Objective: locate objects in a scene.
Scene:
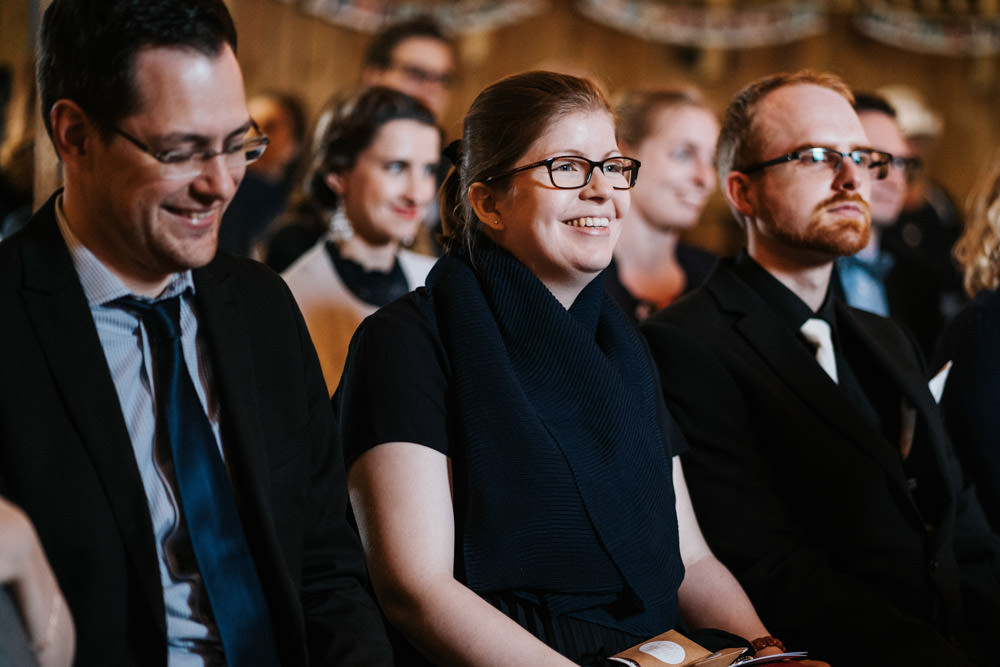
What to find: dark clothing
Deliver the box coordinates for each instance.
[337,237,687,663]
[0,195,392,666]
[217,171,291,258]
[835,243,944,358]
[934,288,1000,533]
[605,242,716,323]
[885,183,967,323]
[264,221,326,273]
[641,256,1000,666]
[324,240,410,307]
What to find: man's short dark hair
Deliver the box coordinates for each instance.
[38,0,237,141]
[362,16,454,69]
[853,92,897,118]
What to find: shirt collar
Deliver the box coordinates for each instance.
[732,250,838,331]
[54,194,195,306]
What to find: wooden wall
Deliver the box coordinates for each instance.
[3,0,998,253]
[232,0,1000,253]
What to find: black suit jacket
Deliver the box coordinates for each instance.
[0,196,392,666]
[641,259,1000,666]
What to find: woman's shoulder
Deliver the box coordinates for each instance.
[357,285,440,349]
[398,247,439,289]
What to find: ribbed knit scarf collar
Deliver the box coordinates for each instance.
[427,237,681,631]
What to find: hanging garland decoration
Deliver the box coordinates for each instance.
[853,3,1000,57]
[294,0,549,34]
[574,0,826,49]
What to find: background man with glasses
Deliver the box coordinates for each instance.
[360,15,457,122]
[835,92,945,358]
[0,0,392,664]
[641,70,1000,665]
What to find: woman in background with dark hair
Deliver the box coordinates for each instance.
[280,86,439,394]
[337,71,826,666]
[608,88,719,322]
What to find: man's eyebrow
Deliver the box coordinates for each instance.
[154,120,253,146]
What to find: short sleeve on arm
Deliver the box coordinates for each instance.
[334,290,451,468]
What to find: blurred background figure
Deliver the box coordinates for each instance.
[878,84,966,322]
[281,86,439,394]
[217,90,307,258]
[609,88,719,322]
[264,15,459,271]
[0,61,36,241]
[835,92,943,357]
[934,149,1000,533]
[0,495,75,667]
[360,15,458,122]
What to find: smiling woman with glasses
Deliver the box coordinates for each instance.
[484,155,640,190]
[336,70,818,667]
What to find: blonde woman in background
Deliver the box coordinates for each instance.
[607,88,719,322]
[934,151,1000,532]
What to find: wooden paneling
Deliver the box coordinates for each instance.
[1,0,997,252]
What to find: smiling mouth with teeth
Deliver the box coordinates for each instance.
[565,217,610,228]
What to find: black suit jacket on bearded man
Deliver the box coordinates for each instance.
[641,256,1000,667]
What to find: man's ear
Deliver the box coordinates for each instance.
[468,182,504,230]
[725,171,756,219]
[49,99,92,167]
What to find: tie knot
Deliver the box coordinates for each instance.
[800,317,839,384]
[115,295,182,344]
[800,317,832,348]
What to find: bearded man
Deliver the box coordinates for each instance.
[641,70,1000,666]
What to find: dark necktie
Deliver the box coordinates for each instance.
[117,295,279,666]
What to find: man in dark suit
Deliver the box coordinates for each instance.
[0,1,392,665]
[642,70,1000,665]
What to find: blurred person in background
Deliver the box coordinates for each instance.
[609,88,719,322]
[0,61,37,240]
[879,84,966,322]
[360,15,457,122]
[217,90,307,258]
[281,86,439,394]
[835,92,943,356]
[934,149,1000,533]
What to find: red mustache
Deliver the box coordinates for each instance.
[813,193,871,217]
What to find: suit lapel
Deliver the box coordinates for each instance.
[837,303,957,501]
[707,270,913,486]
[19,200,165,628]
[191,263,286,591]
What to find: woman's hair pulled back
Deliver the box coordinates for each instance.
[440,71,611,250]
[614,87,708,150]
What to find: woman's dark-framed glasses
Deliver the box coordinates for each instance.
[485,155,641,190]
[112,119,270,180]
[740,147,892,180]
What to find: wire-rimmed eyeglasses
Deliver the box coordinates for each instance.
[112,120,270,180]
[484,155,641,190]
[740,147,893,181]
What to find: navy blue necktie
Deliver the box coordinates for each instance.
[118,296,279,666]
